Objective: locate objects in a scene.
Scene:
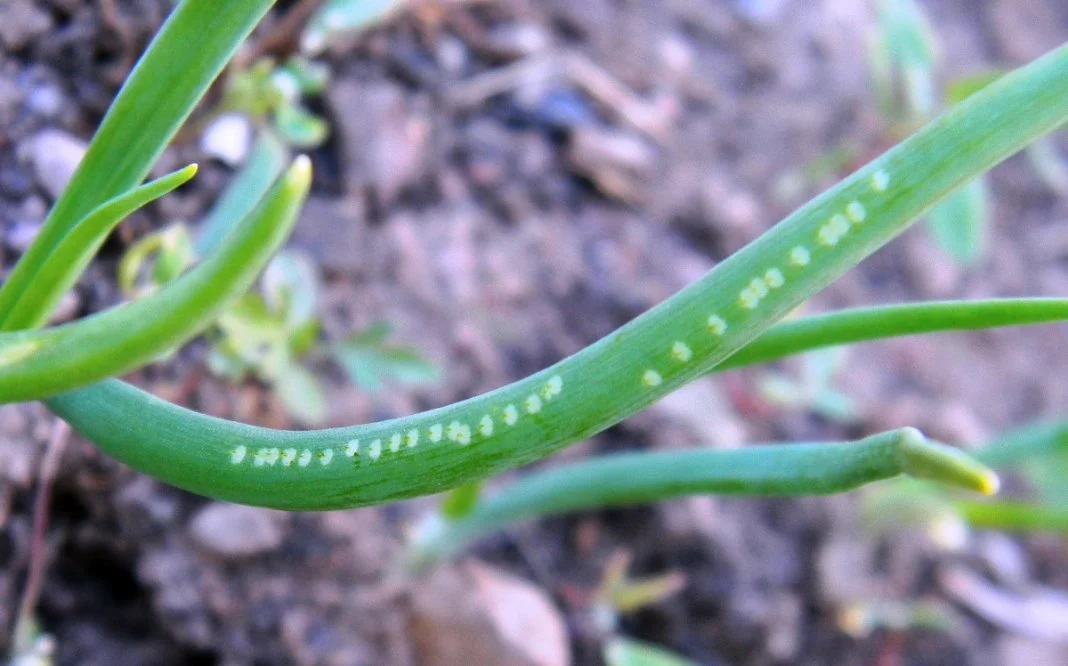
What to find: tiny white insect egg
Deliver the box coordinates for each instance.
[446,421,463,441]
[406,429,420,448]
[545,375,563,398]
[817,224,839,247]
[738,287,760,309]
[319,449,334,465]
[503,404,519,426]
[764,268,785,289]
[871,169,890,192]
[642,369,663,387]
[281,448,298,466]
[479,415,494,437]
[345,439,360,457]
[447,421,472,445]
[706,315,728,336]
[369,439,382,460]
[789,246,811,267]
[230,445,247,465]
[429,424,443,442]
[253,448,270,467]
[846,201,866,223]
[389,433,402,453]
[749,277,769,299]
[830,213,850,235]
[671,341,693,363]
[298,449,313,467]
[265,448,280,466]
[525,394,543,414]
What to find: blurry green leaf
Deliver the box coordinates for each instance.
[119,223,195,297]
[810,389,858,423]
[152,224,195,285]
[348,320,393,345]
[274,103,329,148]
[278,56,330,95]
[333,324,440,393]
[440,480,484,520]
[871,0,939,123]
[196,131,289,256]
[1020,449,1068,506]
[946,70,1005,106]
[603,637,697,666]
[262,251,320,327]
[926,176,988,265]
[301,0,404,55]
[288,318,322,357]
[758,348,857,423]
[223,58,281,118]
[274,361,328,424]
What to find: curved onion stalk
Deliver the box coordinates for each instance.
[0,0,277,327]
[1,165,198,331]
[715,298,1068,371]
[0,158,311,402]
[46,43,1068,511]
[406,428,997,566]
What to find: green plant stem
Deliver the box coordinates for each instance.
[196,130,289,256]
[714,298,1068,371]
[2,165,198,331]
[0,159,310,402]
[45,43,1068,511]
[0,0,277,327]
[408,429,996,565]
[974,419,1068,468]
[954,500,1068,533]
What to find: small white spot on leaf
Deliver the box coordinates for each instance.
[671,341,693,362]
[642,369,663,387]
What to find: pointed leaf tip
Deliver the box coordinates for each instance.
[897,428,1000,495]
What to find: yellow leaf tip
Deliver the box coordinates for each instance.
[977,470,1001,496]
[287,155,314,192]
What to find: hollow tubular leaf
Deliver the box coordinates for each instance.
[196,131,289,256]
[47,43,1068,511]
[2,165,199,331]
[715,298,1068,372]
[408,429,997,565]
[0,0,277,327]
[0,158,311,402]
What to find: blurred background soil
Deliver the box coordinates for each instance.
[1,0,1067,664]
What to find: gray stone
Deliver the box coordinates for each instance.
[26,129,88,200]
[0,0,53,51]
[188,503,286,559]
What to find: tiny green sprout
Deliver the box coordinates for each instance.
[868,0,994,266]
[757,347,858,423]
[331,321,441,394]
[603,636,698,666]
[301,0,404,55]
[219,56,330,148]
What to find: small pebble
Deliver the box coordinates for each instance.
[200,112,252,166]
[188,503,286,559]
[26,129,88,200]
